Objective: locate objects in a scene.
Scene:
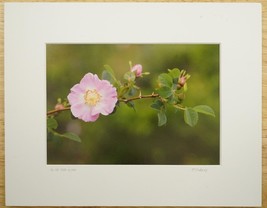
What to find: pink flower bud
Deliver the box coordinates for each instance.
[131,64,142,77]
[55,103,65,110]
[178,76,187,87]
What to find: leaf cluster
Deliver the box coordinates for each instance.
[102,63,147,111]
[151,68,215,127]
[47,117,81,142]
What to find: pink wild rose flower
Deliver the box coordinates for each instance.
[131,64,142,77]
[67,73,118,122]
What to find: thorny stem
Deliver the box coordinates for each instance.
[47,93,160,116]
[173,104,186,111]
[47,93,187,116]
[47,107,70,116]
[119,93,160,103]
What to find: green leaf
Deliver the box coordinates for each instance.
[157,111,167,126]
[172,83,178,91]
[167,95,178,104]
[104,64,115,76]
[184,108,198,127]
[193,105,215,117]
[118,85,129,97]
[102,65,118,85]
[158,73,173,88]
[128,87,136,96]
[151,99,164,110]
[47,118,58,132]
[126,101,136,111]
[168,68,180,79]
[102,70,114,84]
[124,71,136,82]
[61,132,81,143]
[157,86,173,98]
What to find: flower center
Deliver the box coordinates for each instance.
[84,89,101,106]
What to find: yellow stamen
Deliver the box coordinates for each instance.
[84,89,101,106]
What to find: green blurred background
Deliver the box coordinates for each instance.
[47,44,220,165]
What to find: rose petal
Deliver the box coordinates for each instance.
[90,102,104,115]
[97,81,117,98]
[80,73,100,90]
[81,111,99,122]
[70,84,85,93]
[70,103,88,118]
[99,98,117,115]
[67,92,84,106]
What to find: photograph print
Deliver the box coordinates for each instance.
[46,44,220,165]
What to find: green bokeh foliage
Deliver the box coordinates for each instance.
[47,44,220,165]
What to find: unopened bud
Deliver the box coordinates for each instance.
[178,76,187,87]
[55,103,65,110]
[131,64,142,77]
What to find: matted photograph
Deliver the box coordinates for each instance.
[4,3,261,206]
[46,44,220,165]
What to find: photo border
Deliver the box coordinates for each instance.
[3,2,263,206]
[46,43,221,165]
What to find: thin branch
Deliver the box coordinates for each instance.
[173,105,186,111]
[47,93,160,116]
[47,107,70,116]
[119,93,160,103]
